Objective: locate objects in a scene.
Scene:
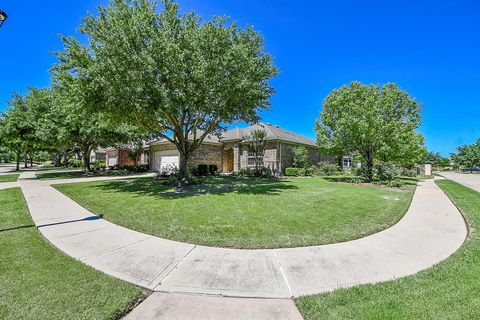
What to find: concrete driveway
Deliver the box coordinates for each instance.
[439,171,480,193]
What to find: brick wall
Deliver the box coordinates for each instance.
[150,142,223,172]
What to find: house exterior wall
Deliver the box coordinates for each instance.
[150,142,223,172]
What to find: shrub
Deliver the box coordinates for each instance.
[285,167,305,176]
[197,164,209,176]
[400,167,418,177]
[386,179,405,188]
[238,167,274,178]
[322,175,366,183]
[374,162,399,181]
[208,164,218,175]
[121,164,149,173]
[292,146,309,168]
[316,162,340,176]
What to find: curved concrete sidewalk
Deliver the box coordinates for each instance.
[18,172,467,300]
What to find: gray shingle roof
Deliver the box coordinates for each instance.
[221,123,317,147]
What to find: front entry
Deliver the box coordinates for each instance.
[224,148,234,172]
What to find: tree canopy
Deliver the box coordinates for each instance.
[65,0,277,179]
[316,81,425,180]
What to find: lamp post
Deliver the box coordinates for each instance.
[0,10,8,28]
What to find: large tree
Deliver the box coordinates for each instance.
[316,82,423,180]
[63,0,277,180]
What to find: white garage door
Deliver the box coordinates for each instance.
[154,149,180,173]
[108,157,118,167]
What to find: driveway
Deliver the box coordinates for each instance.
[439,171,480,193]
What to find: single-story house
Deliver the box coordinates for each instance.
[105,145,150,168]
[149,123,333,174]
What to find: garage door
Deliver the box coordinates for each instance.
[108,157,118,167]
[154,149,180,173]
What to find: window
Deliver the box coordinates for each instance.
[247,150,263,167]
[342,157,352,168]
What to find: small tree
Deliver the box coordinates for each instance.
[292,146,309,168]
[126,140,145,166]
[246,129,267,176]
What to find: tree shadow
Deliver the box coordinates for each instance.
[0,224,35,233]
[90,176,298,199]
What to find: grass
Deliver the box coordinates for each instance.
[55,176,415,249]
[296,179,479,319]
[0,173,19,183]
[36,169,136,180]
[0,188,144,320]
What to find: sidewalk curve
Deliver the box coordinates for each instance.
[19,173,467,299]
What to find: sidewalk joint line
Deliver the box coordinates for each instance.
[155,245,197,288]
[272,249,294,298]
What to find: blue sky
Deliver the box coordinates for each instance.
[1,0,479,156]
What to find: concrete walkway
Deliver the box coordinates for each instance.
[18,172,467,319]
[439,171,480,193]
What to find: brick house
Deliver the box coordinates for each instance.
[105,145,150,168]
[149,123,332,174]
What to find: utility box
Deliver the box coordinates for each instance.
[425,163,432,176]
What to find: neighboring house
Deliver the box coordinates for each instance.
[149,123,333,174]
[90,148,106,163]
[105,145,150,168]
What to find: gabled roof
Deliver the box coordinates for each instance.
[221,123,317,147]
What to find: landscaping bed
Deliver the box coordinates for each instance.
[296,179,478,319]
[0,188,144,320]
[55,176,415,249]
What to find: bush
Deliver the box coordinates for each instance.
[400,167,418,177]
[208,164,218,175]
[121,164,149,173]
[292,146,309,168]
[69,159,83,168]
[322,175,366,183]
[92,161,106,172]
[374,162,399,181]
[386,179,405,188]
[285,167,305,176]
[238,167,274,178]
[316,162,340,176]
[197,164,209,176]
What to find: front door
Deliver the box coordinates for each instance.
[224,148,234,172]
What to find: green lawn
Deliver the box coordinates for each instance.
[0,173,19,183]
[0,188,144,320]
[297,179,478,319]
[36,169,135,180]
[55,176,415,248]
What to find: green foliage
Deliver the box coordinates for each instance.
[451,140,480,171]
[424,151,450,167]
[321,176,367,183]
[246,129,268,176]
[292,146,309,168]
[285,167,305,176]
[315,162,341,176]
[70,0,277,179]
[316,81,424,180]
[197,164,209,176]
[208,164,218,175]
[374,162,399,181]
[238,167,274,178]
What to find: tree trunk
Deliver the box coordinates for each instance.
[64,150,69,167]
[16,152,21,171]
[82,147,92,172]
[30,155,33,167]
[178,153,189,181]
[24,153,28,168]
[365,150,374,181]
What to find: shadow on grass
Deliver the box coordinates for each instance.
[37,170,133,180]
[0,224,35,233]
[89,176,298,199]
